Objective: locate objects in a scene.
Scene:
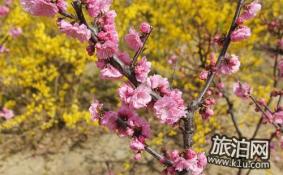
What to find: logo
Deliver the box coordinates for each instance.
[207,134,270,169]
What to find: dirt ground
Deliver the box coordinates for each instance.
[0,129,282,175]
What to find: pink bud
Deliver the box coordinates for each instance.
[204,98,216,106]
[199,70,208,80]
[258,98,266,106]
[200,107,214,120]
[231,26,251,42]
[216,82,225,89]
[140,22,151,33]
[237,1,262,24]
[134,153,142,160]
[233,81,252,99]
[168,55,178,64]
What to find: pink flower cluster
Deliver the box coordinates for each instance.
[0,108,14,120]
[218,54,240,75]
[125,28,143,51]
[199,98,216,120]
[154,89,187,125]
[262,107,283,125]
[162,149,207,175]
[89,100,151,159]
[231,1,261,42]
[233,82,252,99]
[58,20,91,43]
[89,100,103,121]
[83,0,112,17]
[20,0,66,17]
[119,74,187,125]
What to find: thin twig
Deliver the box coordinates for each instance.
[131,28,153,67]
[223,92,243,138]
[194,0,245,106]
[249,95,280,130]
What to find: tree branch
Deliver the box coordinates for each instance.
[131,28,153,67]
[183,0,245,149]
[223,92,243,138]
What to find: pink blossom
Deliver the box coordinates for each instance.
[231,26,251,42]
[185,149,197,160]
[20,0,59,17]
[140,22,151,33]
[135,57,151,83]
[134,153,142,161]
[174,157,190,172]
[89,100,103,121]
[56,0,67,11]
[130,138,145,151]
[118,83,134,104]
[197,153,207,168]
[101,111,118,131]
[130,84,152,109]
[199,70,208,80]
[233,81,252,99]
[216,82,225,89]
[0,108,14,120]
[166,150,206,175]
[0,5,9,16]
[125,28,143,51]
[237,1,261,24]
[278,60,283,77]
[169,150,180,161]
[100,64,123,79]
[218,54,240,75]
[273,110,283,125]
[204,98,216,106]
[129,114,151,139]
[146,75,170,95]
[154,89,187,125]
[58,20,91,42]
[101,105,138,137]
[200,107,214,120]
[95,41,117,59]
[168,55,178,64]
[84,0,112,17]
[99,10,117,26]
[117,51,132,65]
[97,28,118,44]
[8,27,22,38]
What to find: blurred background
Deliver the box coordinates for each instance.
[0,0,282,174]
